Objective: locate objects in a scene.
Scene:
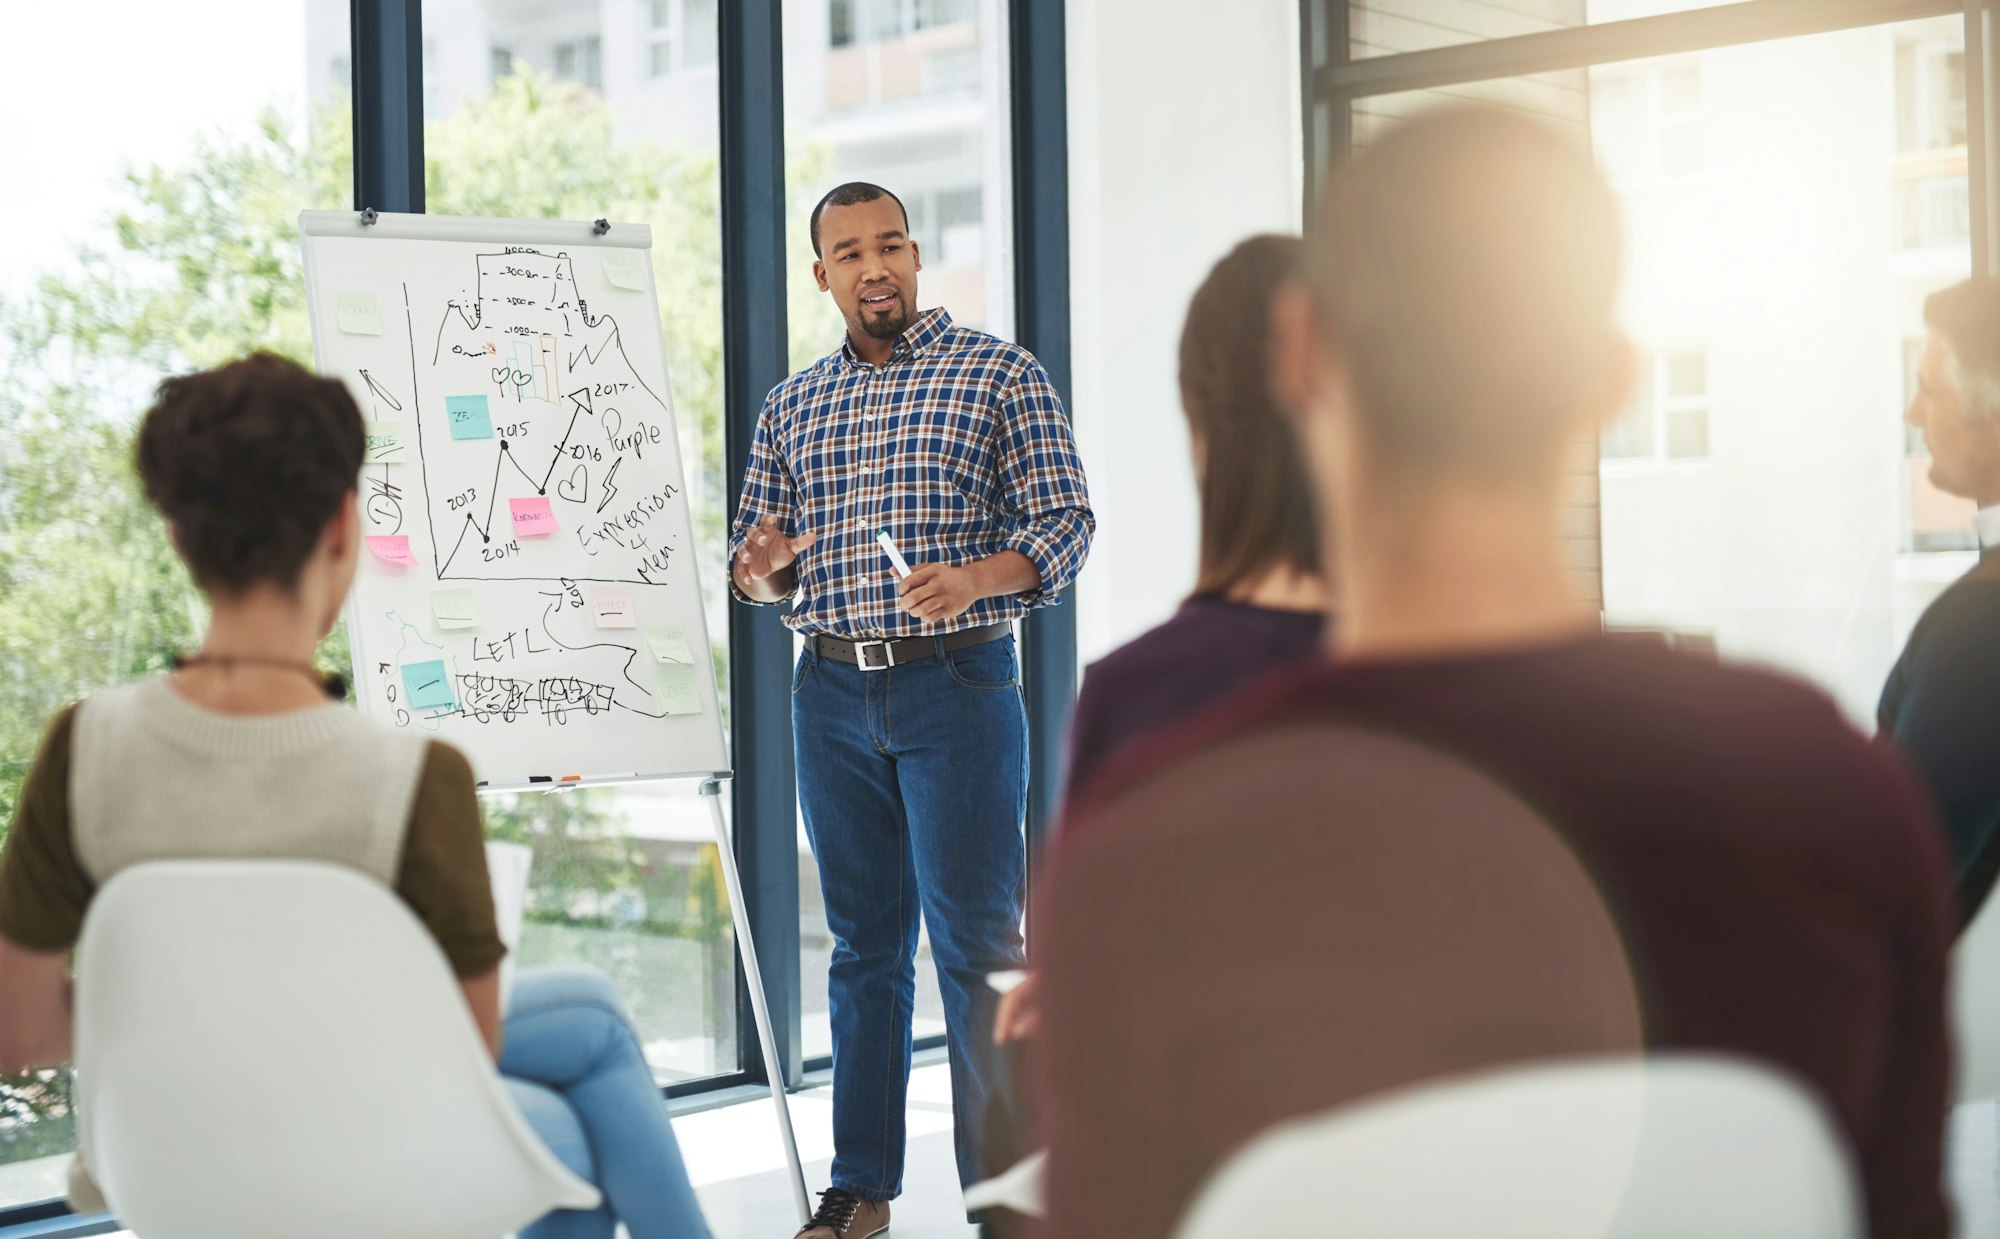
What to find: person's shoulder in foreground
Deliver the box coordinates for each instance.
[1038,635,1954,1239]
[1062,599,1325,813]
[1880,559,2000,905]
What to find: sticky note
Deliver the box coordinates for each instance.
[366,535,417,566]
[601,250,647,291]
[364,420,405,463]
[446,395,494,440]
[511,495,558,536]
[645,625,693,665]
[401,660,455,712]
[335,292,382,335]
[656,662,702,715]
[431,589,480,630]
[594,586,636,629]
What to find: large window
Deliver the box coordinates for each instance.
[1350,0,1784,58]
[648,0,720,80]
[781,0,1016,1065]
[0,0,350,1209]
[417,0,739,1087]
[1315,2,1980,724]
[0,3,1062,1222]
[1602,350,1710,463]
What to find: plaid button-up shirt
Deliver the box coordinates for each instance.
[729,307,1094,639]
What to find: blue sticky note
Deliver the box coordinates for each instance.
[401,659,455,712]
[446,395,494,440]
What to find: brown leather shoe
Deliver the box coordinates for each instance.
[794,1187,890,1239]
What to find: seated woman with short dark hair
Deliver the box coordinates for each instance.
[0,352,710,1239]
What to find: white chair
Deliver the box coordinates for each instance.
[1173,1055,1859,1239]
[1954,889,2000,1103]
[963,1148,1045,1218]
[73,860,600,1239]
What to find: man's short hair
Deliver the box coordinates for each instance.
[1924,277,2000,424]
[809,182,910,259]
[1309,107,1624,477]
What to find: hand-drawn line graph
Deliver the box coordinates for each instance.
[432,387,611,576]
[306,212,724,779]
[402,246,686,585]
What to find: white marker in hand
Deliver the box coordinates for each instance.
[876,530,912,580]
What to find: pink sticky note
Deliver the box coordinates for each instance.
[366,535,417,566]
[593,586,636,629]
[510,496,559,537]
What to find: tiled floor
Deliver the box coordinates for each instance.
[683,1063,978,1239]
[62,1083,2000,1237]
[1955,1102,2000,1238]
[74,1063,978,1239]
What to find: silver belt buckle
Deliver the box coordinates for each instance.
[854,639,896,671]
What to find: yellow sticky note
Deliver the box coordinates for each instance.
[335,292,383,335]
[432,589,480,631]
[364,420,405,464]
[601,250,648,292]
[656,663,702,716]
[645,626,692,665]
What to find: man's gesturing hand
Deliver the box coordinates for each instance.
[736,515,818,583]
[897,563,981,623]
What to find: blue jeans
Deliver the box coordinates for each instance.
[502,965,711,1239]
[793,632,1030,1200]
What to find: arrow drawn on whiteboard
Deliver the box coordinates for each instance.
[538,395,588,495]
[357,369,404,411]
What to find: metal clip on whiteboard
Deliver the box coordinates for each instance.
[359,208,380,226]
[592,218,611,236]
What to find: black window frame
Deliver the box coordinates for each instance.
[1302,0,2000,274]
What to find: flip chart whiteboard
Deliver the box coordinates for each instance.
[300,210,726,788]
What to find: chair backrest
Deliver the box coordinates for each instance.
[74,860,599,1239]
[1172,1055,1859,1239]
[484,840,533,1012]
[1954,889,2000,1103]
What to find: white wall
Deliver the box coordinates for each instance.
[1067,0,1304,664]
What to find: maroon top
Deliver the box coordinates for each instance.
[1039,636,1953,1239]
[1062,598,1325,815]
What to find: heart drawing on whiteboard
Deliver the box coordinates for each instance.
[557,463,589,505]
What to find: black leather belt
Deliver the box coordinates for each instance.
[813,623,1010,671]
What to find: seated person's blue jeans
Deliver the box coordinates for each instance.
[501,965,712,1239]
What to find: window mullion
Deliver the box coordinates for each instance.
[1967,0,2000,272]
[1318,0,1958,101]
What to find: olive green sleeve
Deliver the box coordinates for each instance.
[0,706,94,953]
[394,742,507,979]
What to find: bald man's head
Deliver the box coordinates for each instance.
[1308,107,1628,480]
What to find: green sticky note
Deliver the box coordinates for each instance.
[446,395,494,440]
[335,292,383,335]
[431,589,480,630]
[401,659,455,712]
[656,662,702,716]
[645,625,692,665]
[601,250,648,292]
[364,420,405,463]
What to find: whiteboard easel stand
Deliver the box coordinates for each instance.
[700,773,810,1225]
[297,208,803,1218]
